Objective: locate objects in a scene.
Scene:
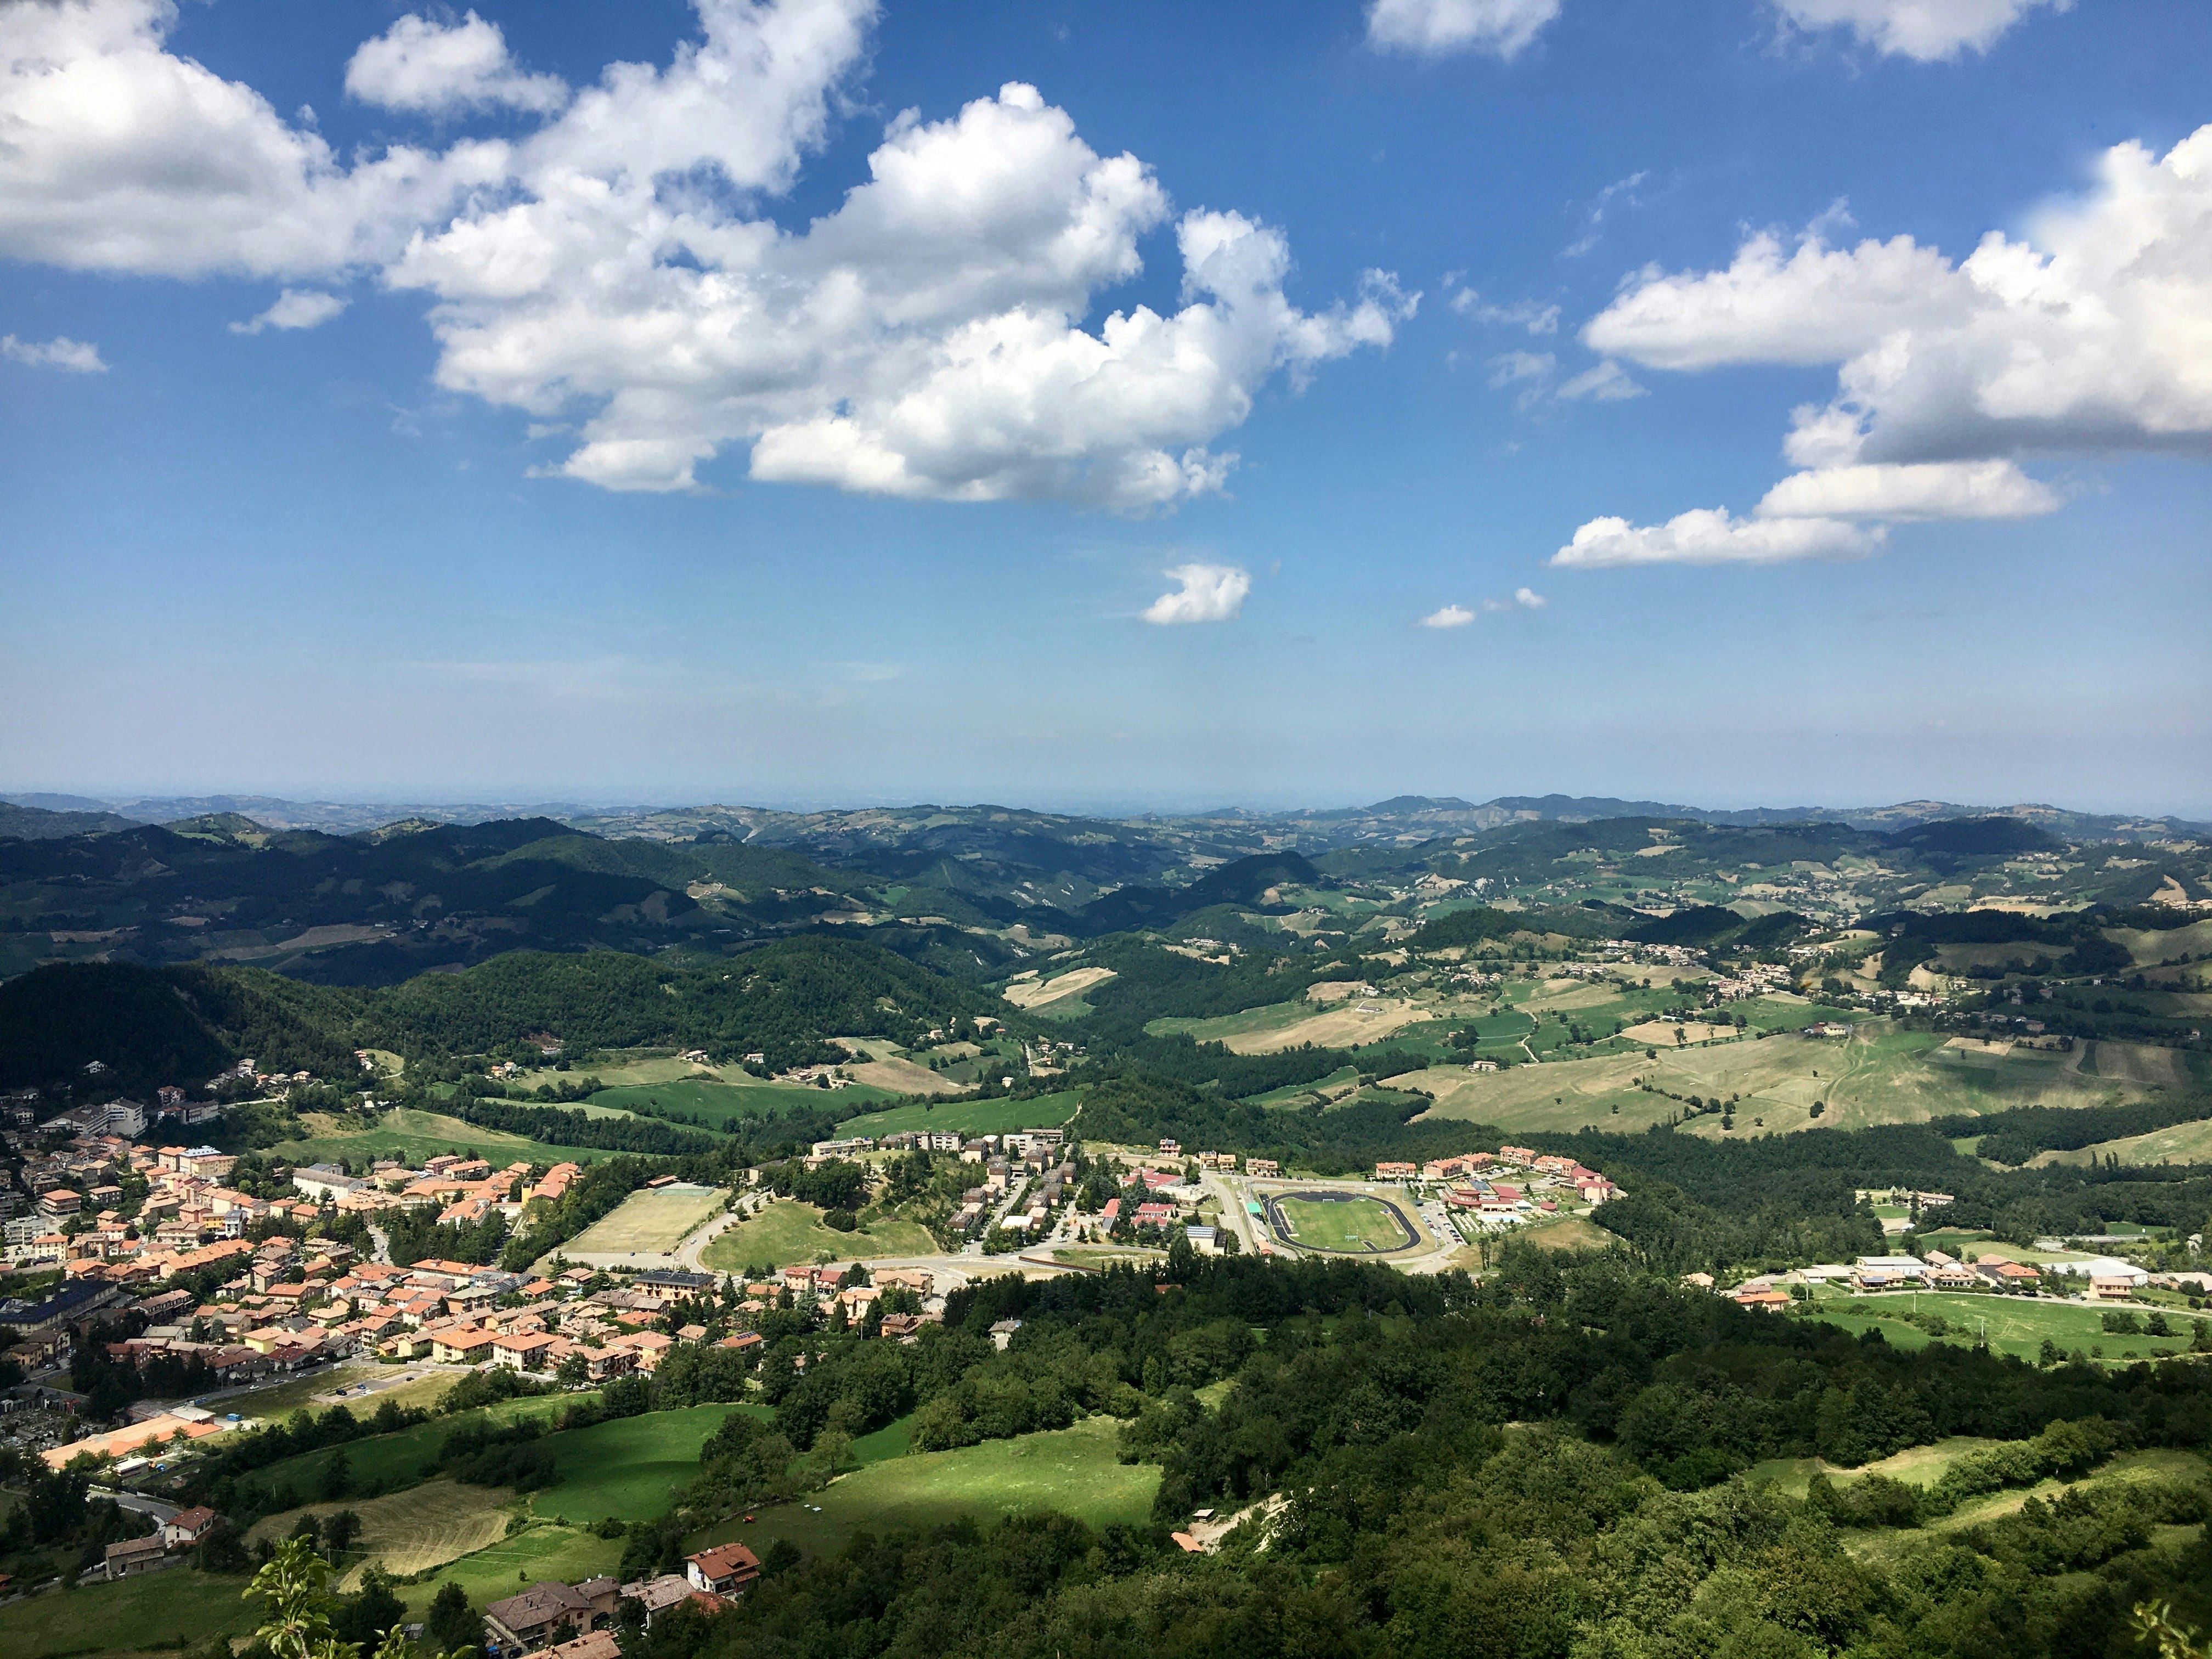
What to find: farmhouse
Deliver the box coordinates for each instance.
[483,1577,619,1652]
[685,1543,762,1598]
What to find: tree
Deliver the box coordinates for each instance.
[320,1509,362,1560]
[319,1448,354,1501]
[425,1583,478,1658]
[246,1536,346,1659]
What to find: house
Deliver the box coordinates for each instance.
[483,1578,619,1652]
[492,1331,561,1372]
[1731,1288,1792,1312]
[618,1575,697,1628]
[2088,1274,2143,1302]
[104,1533,168,1578]
[685,1543,761,1598]
[162,1505,222,1549]
[520,1634,622,1659]
[634,1269,716,1304]
[430,1326,495,1365]
[1373,1162,1416,1181]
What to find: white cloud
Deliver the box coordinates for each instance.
[1451,288,1559,334]
[345,11,568,115]
[1367,0,1561,59]
[1143,563,1250,624]
[1488,349,1555,387]
[1564,169,1647,257]
[1562,125,2212,566]
[1552,509,1883,568]
[229,289,349,335]
[1513,585,1546,608]
[0,0,499,279]
[1770,0,2068,62]
[0,332,106,371]
[1419,603,1475,628]
[0,1,1407,510]
[1555,359,1644,401]
[1755,460,2061,522]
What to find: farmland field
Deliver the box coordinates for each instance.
[837,1088,1084,1140]
[2033,1113,2212,1168]
[585,1075,893,1128]
[685,1415,1158,1564]
[1267,1190,1418,1254]
[701,1199,938,1271]
[0,1567,257,1658]
[270,1106,625,1168]
[400,1522,622,1621]
[1797,1290,2209,1365]
[247,1392,591,1502]
[246,1479,514,1582]
[565,1183,725,1254]
[1407,1019,2172,1139]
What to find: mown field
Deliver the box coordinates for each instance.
[1797,1289,2210,1365]
[585,1074,894,1128]
[399,1523,622,1621]
[837,1088,1084,1140]
[563,1184,725,1255]
[269,1106,626,1168]
[701,1200,938,1272]
[685,1415,1159,1564]
[1271,1193,1417,1254]
[0,1566,258,1659]
[245,1478,514,1583]
[534,1404,746,1525]
[1407,1020,2176,1139]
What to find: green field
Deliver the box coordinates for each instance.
[837,1088,1084,1139]
[1270,1192,1418,1254]
[686,1415,1158,1563]
[1408,1017,2174,1141]
[586,1075,893,1128]
[246,1479,516,1582]
[249,1392,591,1503]
[534,1404,744,1524]
[565,1184,726,1255]
[400,1523,623,1620]
[1798,1289,2208,1365]
[701,1200,939,1271]
[0,1567,258,1658]
[270,1106,627,1169]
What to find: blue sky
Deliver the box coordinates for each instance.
[2,0,2208,813]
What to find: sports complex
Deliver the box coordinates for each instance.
[1256,1187,1421,1255]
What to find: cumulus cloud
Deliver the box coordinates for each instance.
[1511,585,1545,608]
[342,12,566,117]
[1,332,106,371]
[1367,0,1561,58]
[229,289,349,335]
[0,0,1408,508]
[1419,603,1475,628]
[1561,125,2212,567]
[1770,0,2068,61]
[1553,509,1883,568]
[1143,563,1251,624]
[345,10,568,115]
[1755,460,2061,522]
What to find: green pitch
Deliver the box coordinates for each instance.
[1272,1191,1418,1253]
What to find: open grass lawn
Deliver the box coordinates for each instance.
[1145,999,1316,1043]
[837,1088,1084,1140]
[565,1184,726,1255]
[1747,1436,2004,1500]
[1517,1214,1616,1252]
[687,1416,1159,1565]
[249,1393,589,1504]
[701,1200,937,1271]
[586,1075,892,1129]
[1271,1192,1417,1254]
[0,1568,259,1658]
[270,1107,625,1169]
[216,1361,462,1424]
[531,1404,738,1525]
[1797,1291,2208,1365]
[400,1524,623,1621]
[1239,1065,1359,1108]
[246,1479,516,1583]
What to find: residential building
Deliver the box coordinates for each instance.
[685,1544,761,1598]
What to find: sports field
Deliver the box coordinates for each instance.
[701,1199,938,1271]
[838,1088,1083,1140]
[685,1415,1158,1563]
[565,1184,725,1254]
[0,1566,257,1658]
[1268,1190,1418,1254]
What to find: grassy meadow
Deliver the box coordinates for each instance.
[270,1106,627,1169]
[701,1199,938,1271]
[1796,1289,2209,1365]
[0,1567,258,1659]
[685,1415,1159,1564]
[837,1088,1084,1140]
[563,1184,725,1255]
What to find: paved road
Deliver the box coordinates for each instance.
[91,1489,178,1525]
